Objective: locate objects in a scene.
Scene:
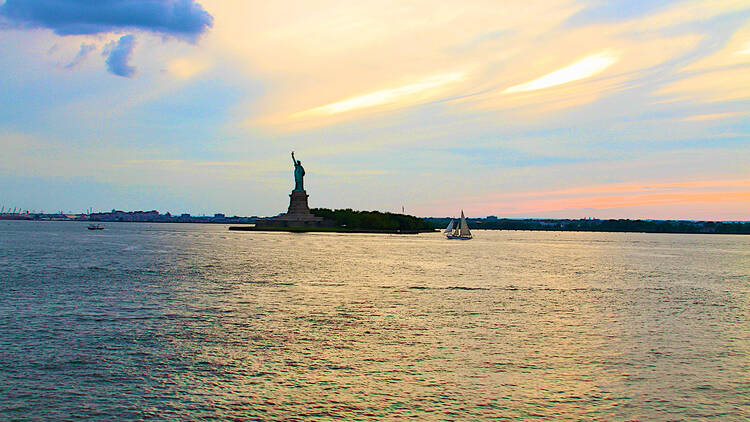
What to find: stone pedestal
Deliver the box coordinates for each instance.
[287,190,312,215]
[255,190,333,228]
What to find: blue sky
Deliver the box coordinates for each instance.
[1,0,749,219]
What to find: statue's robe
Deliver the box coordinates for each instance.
[294,163,305,191]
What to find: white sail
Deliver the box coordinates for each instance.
[458,210,471,237]
[444,219,454,234]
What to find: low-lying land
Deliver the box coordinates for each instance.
[228,226,432,234]
[310,208,434,232]
[231,208,435,234]
[5,210,748,235]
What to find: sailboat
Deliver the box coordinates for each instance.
[446,210,472,240]
[443,219,454,235]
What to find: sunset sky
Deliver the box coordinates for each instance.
[1,0,749,219]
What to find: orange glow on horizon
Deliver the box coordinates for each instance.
[487,191,750,214]
[422,179,750,217]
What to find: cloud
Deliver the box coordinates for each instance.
[103,34,136,77]
[291,72,465,118]
[658,67,750,103]
[64,42,96,69]
[682,22,750,72]
[502,50,620,94]
[0,0,213,77]
[682,112,747,121]
[211,0,580,126]
[216,0,728,127]
[0,0,213,40]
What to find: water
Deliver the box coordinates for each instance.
[0,221,748,421]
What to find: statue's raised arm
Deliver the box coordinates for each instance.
[291,151,296,164]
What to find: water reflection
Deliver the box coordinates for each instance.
[0,222,748,420]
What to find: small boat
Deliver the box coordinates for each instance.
[87,224,104,230]
[446,210,472,240]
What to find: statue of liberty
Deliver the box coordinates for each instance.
[291,151,305,192]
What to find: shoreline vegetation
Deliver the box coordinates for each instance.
[310,208,434,232]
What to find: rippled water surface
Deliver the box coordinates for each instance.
[1,221,748,420]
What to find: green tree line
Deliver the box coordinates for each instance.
[311,208,433,231]
[426,217,750,234]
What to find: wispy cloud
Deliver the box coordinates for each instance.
[683,112,746,121]
[657,21,750,103]
[291,72,465,118]
[64,42,95,69]
[503,50,620,94]
[658,67,750,103]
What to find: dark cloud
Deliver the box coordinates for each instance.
[0,0,213,41]
[64,42,96,69]
[103,34,136,77]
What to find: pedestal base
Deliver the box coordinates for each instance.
[255,190,334,228]
[287,190,312,214]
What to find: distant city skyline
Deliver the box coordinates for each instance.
[1,0,749,220]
